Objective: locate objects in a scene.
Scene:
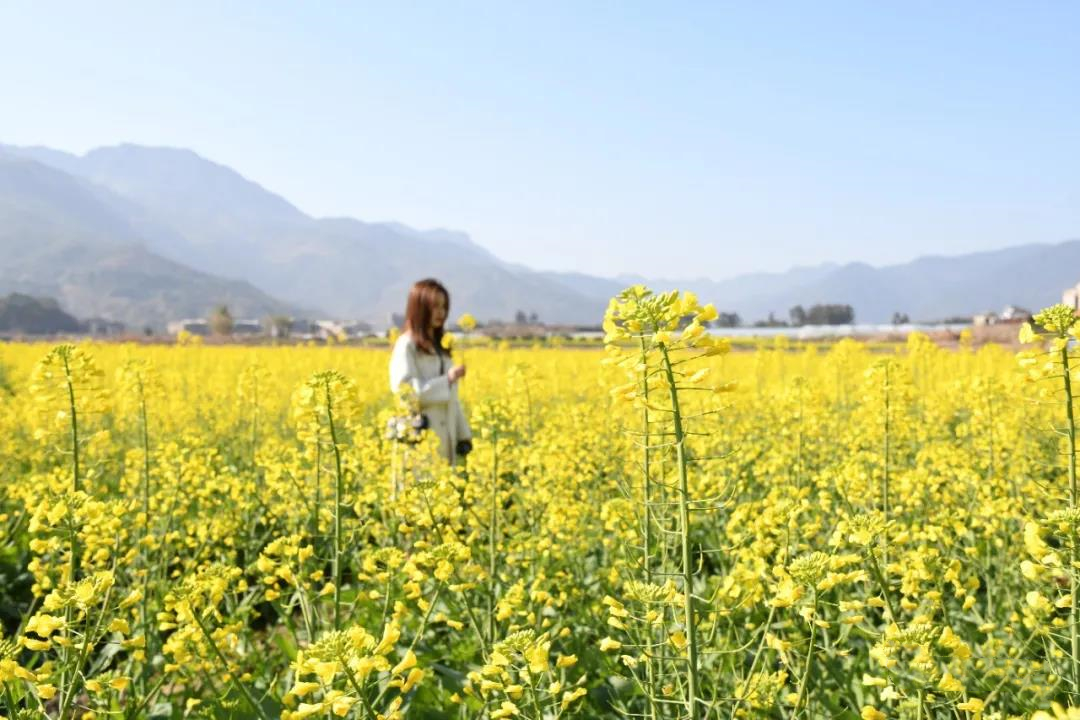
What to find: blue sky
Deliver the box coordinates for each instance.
[2,1,1078,279]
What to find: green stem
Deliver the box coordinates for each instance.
[251,375,260,467]
[61,351,81,585]
[881,362,891,571]
[639,337,653,582]
[659,343,700,720]
[62,351,81,495]
[1062,343,1079,695]
[191,610,271,720]
[865,547,898,623]
[59,564,116,719]
[325,380,345,631]
[728,604,777,720]
[794,591,818,719]
[488,429,500,645]
[138,379,155,687]
[638,337,658,720]
[313,443,322,540]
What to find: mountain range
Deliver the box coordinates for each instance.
[0,141,1076,329]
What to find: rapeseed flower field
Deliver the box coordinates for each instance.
[1,288,1079,719]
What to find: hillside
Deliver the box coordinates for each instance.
[0,151,309,329]
[1,142,1076,327]
[4,144,606,325]
[0,293,81,334]
[637,243,1080,323]
[547,246,1079,324]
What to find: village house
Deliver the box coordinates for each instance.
[1064,282,1080,311]
[166,318,262,336]
[973,304,1032,327]
[166,318,210,336]
[291,319,374,340]
[232,319,262,335]
[83,317,127,336]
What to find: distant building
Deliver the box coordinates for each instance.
[1064,282,1080,310]
[973,305,1032,327]
[232,319,262,335]
[83,318,126,337]
[167,318,210,336]
[340,321,373,338]
[999,305,1031,323]
[292,319,374,340]
[314,320,346,339]
[167,317,263,336]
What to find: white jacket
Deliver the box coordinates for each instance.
[388,332,472,464]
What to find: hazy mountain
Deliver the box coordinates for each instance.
[0,151,309,329]
[779,243,1080,322]
[661,244,1078,324]
[546,246,1080,324]
[0,293,81,334]
[6,143,605,325]
[539,263,845,319]
[1,141,1075,328]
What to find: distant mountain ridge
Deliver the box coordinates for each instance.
[0,141,1076,328]
[543,246,1080,323]
[0,149,310,329]
[0,293,81,334]
[1,143,607,326]
[677,242,1080,323]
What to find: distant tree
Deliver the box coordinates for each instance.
[209,304,235,336]
[714,312,741,328]
[528,311,539,324]
[804,304,855,325]
[753,312,788,328]
[892,312,910,325]
[0,293,81,334]
[789,305,807,327]
[267,314,293,339]
[515,310,528,325]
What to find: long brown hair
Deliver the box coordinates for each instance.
[403,278,450,355]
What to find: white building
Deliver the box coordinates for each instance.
[167,318,210,336]
[1064,282,1080,311]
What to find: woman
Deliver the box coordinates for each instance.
[389,278,472,464]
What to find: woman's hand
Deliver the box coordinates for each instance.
[448,364,467,383]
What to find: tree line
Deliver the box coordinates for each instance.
[699,303,857,328]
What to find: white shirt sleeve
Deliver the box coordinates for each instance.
[389,335,451,404]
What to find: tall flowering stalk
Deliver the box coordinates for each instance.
[29,344,107,596]
[29,345,106,498]
[604,286,732,719]
[470,399,514,645]
[1018,305,1080,696]
[293,370,359,630]
[864,359,896,568]
[238,361,271,467]
[163,564,271,720]
[115,356,163,678]
[116,358,160,533]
